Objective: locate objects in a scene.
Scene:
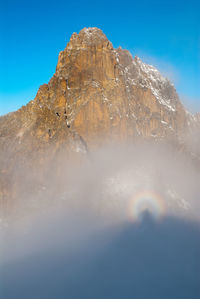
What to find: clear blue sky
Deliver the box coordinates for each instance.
[0,0,199,115]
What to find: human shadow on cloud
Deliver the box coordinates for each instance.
[2,213,200,299]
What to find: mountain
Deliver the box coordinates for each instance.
[0,27,199,214]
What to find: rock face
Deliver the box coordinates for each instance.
[0,28,189,150]
[50,27,188,146]
[0,27,199,208]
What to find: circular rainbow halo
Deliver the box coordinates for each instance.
[129,190,166,222]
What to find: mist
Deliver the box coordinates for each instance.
[1,141,200,298]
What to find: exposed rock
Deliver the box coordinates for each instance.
[0,27,199,208]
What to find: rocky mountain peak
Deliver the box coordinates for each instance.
[67,27,111,48]
[1,27,190,154]
[1,27,200,208]
[56,27,113,76]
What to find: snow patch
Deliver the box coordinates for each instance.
[123,56,177,112]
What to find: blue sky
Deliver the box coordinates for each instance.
[0,0,199,115]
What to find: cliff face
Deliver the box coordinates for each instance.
[0,27,198,208]
[43,27,188,147]
[0,28,188,151]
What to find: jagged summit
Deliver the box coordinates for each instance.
[56,27,113,76]
[0,27,199,205]
[0,27,190,147]
[0,27,190,151]
[67,27,110,47]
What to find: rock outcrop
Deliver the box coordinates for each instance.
[0,27,199,209]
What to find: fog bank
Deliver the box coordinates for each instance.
[1,142,200,298]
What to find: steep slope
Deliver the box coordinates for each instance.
[0,27,198,210]
[0,28,188,151]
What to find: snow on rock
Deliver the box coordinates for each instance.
[123,56,178,112]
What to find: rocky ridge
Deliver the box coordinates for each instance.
[0,27,199,209]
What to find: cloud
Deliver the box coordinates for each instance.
[2,214,200,299]
[1,142,200,298]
